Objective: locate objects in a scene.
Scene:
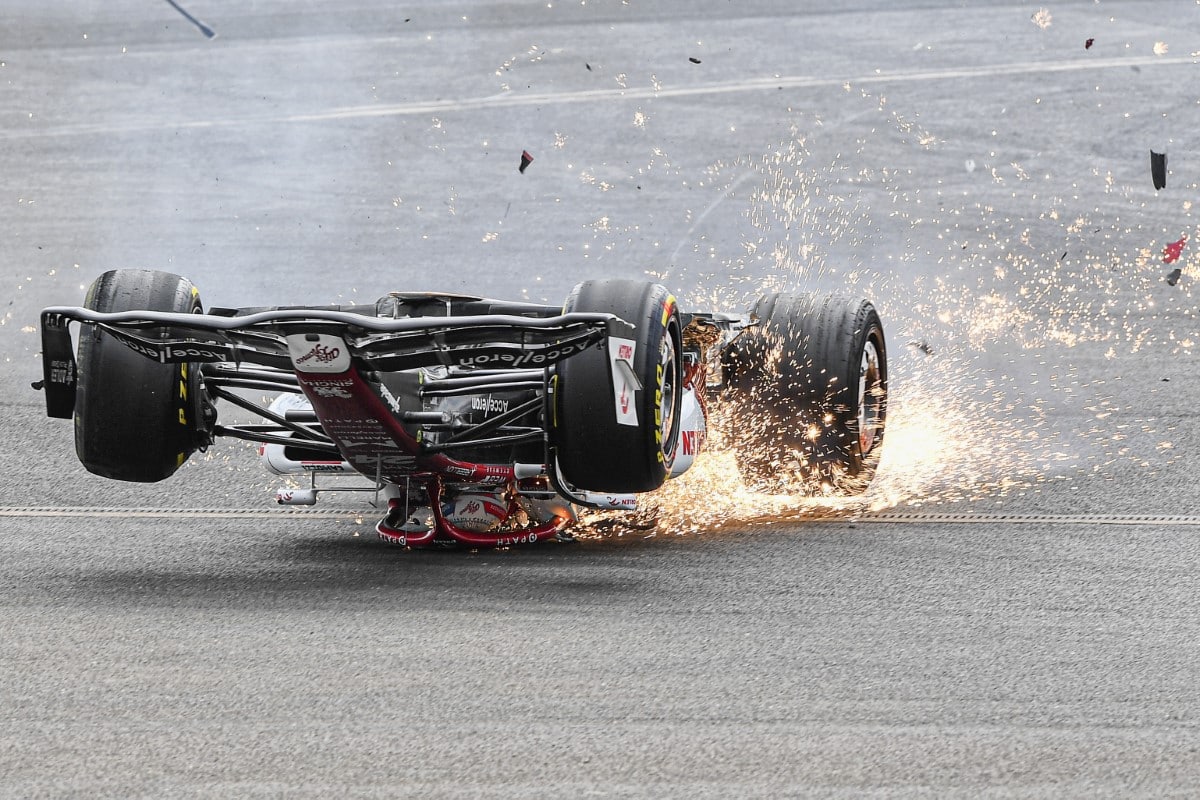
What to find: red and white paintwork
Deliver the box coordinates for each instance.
[265,330,712,548]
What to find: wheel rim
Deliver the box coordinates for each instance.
[857,337,884,455]
[659,335,678,458]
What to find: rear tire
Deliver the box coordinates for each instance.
[722,293,887,495]
[554,280,683,493]
[75,269,207,482]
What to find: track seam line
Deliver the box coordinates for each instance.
[855,513,1200,526]
[3,508,1200,526]
[0,507,369,519]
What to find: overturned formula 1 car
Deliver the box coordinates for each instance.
[37,270,887,547]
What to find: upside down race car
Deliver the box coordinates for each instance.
[37,270,888,547]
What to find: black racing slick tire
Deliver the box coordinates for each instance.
[722,293,887,495]
[75,269,207,482]
[554,280,683,493]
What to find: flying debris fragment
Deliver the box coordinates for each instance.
[164,0,216,38]
[1085,38,1095,49]
[1166,268,1182,286]
[907,340,934,355]
[689,57,702,64]
[1163,236,1187,264]
[1151,150,1167,190]
[519,150,534,174]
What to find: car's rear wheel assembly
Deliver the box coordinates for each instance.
[75,269,209,482]
[722,292,887,495]
[553,279,683,493]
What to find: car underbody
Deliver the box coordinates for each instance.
[38,270,888,547]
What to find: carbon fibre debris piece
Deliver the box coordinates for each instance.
[1166,268,1182,286]
[164,0,216,39]
[519,150,533,174]
[1163,236,1186,264]
[1151,150,1167,190]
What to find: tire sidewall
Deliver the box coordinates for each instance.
[75,269,204,482]
[554,280,683,493]
[723,292,887,492]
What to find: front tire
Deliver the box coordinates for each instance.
[722,293,887,495]
[553,280,683,493]
[75,269,207,482]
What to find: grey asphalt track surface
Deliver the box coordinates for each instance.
[4,1,1200,796]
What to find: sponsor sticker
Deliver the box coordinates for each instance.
[471,395,511,415]
[48,359,74,385]
[307,381,353,399]
[608,336,638,427]
[300,462,347,472]
[454,339,590,369]
[114,335,231,363]
[286,333,351,373]
[495,532,540,546]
